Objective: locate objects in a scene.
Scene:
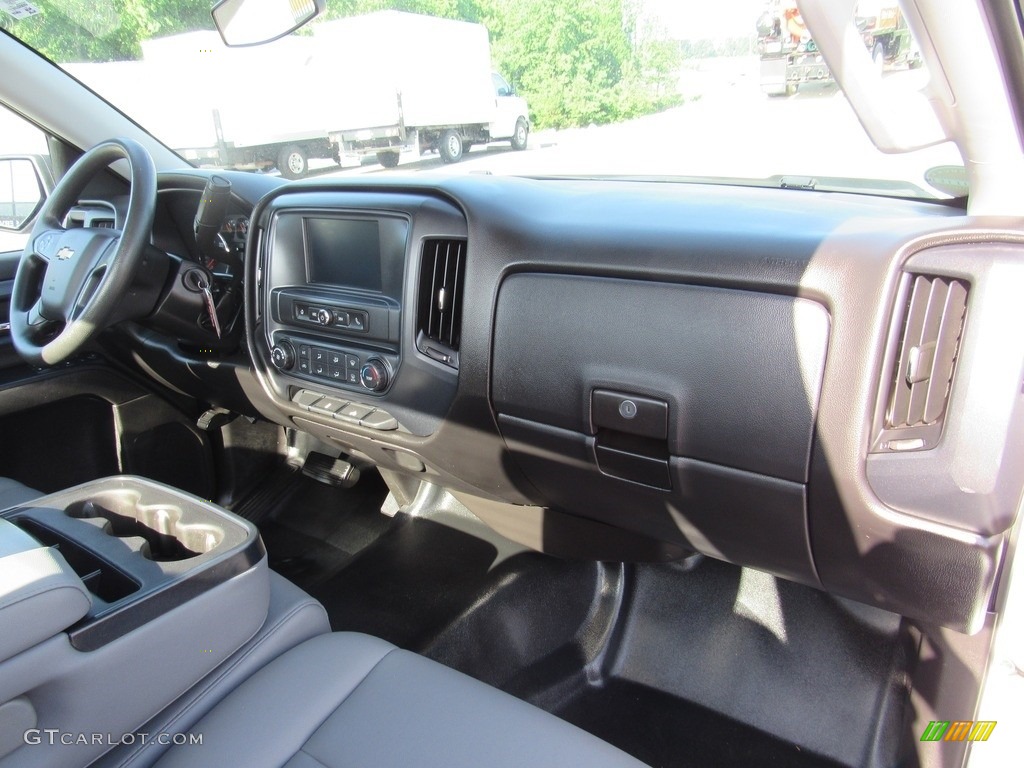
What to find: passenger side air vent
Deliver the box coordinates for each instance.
[416,238,466,369]
[875,274,968,452]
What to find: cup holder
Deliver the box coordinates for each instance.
[67,494,224,562]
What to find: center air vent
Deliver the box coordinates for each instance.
[876,273,968,451]
[415,238,466,368]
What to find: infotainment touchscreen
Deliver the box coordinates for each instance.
[304,218,382,292]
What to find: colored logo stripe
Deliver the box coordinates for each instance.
[920,720,996,742]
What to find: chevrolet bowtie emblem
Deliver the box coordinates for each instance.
[56,246,75,261]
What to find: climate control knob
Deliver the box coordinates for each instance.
[359,358,390,392]
[271,341,295,371]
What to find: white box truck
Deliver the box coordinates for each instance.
[316,12,530,167]
[69,32,336,179]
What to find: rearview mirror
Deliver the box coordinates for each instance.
[212,0,325,47]
[0,156,50,233]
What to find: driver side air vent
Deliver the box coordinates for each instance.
[415,238,466,369]
[876,273,968,451]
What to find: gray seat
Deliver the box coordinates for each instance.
[0,478,39,510]
[152,632,646,768]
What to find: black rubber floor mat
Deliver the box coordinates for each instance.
[312,514,501,644]
[254,470,391,590]
[555,679,845,768]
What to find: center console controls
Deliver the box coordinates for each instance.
[270,333,397,395]
[251,190,467,438]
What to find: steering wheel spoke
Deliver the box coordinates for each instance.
[26,299,46,327]
[70,263,109,321]
[25,298,60,333]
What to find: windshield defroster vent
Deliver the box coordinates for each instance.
[416,238,466,369]
[874,273,968,452]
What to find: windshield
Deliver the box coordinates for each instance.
[0,0,964,198]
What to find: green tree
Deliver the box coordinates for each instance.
[480,0,679,128]
[1,0,213,61]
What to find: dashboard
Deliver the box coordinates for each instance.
[107,170,1024,636]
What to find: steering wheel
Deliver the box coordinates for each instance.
[11,138,156,367]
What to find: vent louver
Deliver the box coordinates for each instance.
[885,274,968,430]
[416,238,466,368]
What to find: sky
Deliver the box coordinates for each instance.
[641,0,765,40]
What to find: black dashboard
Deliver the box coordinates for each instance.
[114,170,1024,636]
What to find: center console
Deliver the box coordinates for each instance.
[250,189,467,438]
[0,476,276,768]
[2,477,263,651]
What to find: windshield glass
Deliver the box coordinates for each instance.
[0,0,964,198]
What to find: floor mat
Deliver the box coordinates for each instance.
[256,473,910,768]
[245,468,392,591]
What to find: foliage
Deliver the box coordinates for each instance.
[478,0,680,129]
[0,1,213,61]
[1,0,682,129]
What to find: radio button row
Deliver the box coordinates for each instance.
[291,390,399,431]
[293,303,368,332]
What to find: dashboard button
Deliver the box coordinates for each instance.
[313,361,328,377]
[312,348,327,362]
[336,403,373,422]
[348,312,367,331]
[592,390,668,439]
[310,397,347,415]
[291,390,322,408]
[332,310,350,327]
[359,358,390,392]
[298,359,311,374]
[329,366,344,381]
[298,344,310,359]
[271,341,295,371]
[361,410,399,430]
[346,370,359,384]
[329,351,343,366]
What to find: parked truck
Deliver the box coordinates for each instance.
[67,32,335,179]
[141,32,336,178]
[316,12,530,168]
[756,1,921,96]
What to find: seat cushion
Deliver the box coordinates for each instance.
[0,477,40,511]
[153,632,646,768]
